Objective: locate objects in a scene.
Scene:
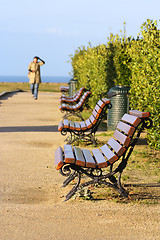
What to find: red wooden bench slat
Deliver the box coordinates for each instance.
[74,122,81,131]
[80,121,87,131]
[129,110,150,118]
[121,114,141,127]
[58,121,64,132]
[55,147,64,170]
[102,98,110,104]
[74,147,86,167]
[100,144,118,164]
[64,119,69,128]
[95,105,102,115]
[92,109,100,119]
[92,149,108,168]
[89,115,97,125]
[85,119,93,129]
[64,145,75,163]
[117,121,135,136]
[97,100,105,108]
[69,121,75,130]
[113,130,131,147]
[82,149,96,168]
[107,138,125,156]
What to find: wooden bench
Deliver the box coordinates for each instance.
[60,86,69,93]
[59,91,91,120]
[60,87,85,103]
[55,110,152,201]
[58,98,112,145]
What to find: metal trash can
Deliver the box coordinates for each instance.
[107,85,130,130]
[69,79,77,97]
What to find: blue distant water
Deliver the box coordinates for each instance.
[0,76,71,83]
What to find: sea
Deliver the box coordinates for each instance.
[0,76,71,83]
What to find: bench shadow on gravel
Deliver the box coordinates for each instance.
[0,125,58,132]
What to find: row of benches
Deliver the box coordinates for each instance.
[55,88,153,201]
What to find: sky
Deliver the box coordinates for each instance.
[0,0,160,77]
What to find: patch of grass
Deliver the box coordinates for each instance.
[0,82,68,93]
[96,131,113,137]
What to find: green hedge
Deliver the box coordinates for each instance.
[129,20,160,150]
[70,44,115,108]
[69,19,160,150]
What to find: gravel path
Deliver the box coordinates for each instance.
[0,92,160,240]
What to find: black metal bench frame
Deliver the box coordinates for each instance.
[55,110,153,201]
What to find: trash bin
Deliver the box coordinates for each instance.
[107,85,130,130]
[69,79,77,97]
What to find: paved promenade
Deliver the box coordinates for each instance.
[0,92,159,240]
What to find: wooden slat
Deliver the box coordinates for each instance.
[102,98,110,104]
[74,147,86,167]
[58,121,63,131]
[74,122,81,131]
[121,113,141,127]
[97,100,105,108]
[82,149,96,168]
[107,138,125,156]
[80,121,87,131]
[101,144,118,164]
[117,121,135,136]
[129,110,150,118]
[85,119,93,129]
[69,121,75,130]
[89,115,97,125]
[92,149,108,168]
[92,109,100,119]
[64,145,75,163]
[64,119,69,128]
[113,130,131,147]
[95,105,102,115]
[55,147,64,170]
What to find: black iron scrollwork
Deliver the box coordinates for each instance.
[59,164,72,176]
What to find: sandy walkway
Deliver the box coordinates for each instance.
[0,92,160,240]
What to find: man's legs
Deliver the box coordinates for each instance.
[30,83,34,95]
[34,83,39,99]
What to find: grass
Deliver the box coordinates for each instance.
[0,82,68,93]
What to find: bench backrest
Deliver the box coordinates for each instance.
[60,91,91,111]
[60,87,85,101]
[58,98,111,132]
[56,110,151,170]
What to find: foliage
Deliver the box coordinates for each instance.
[129,19,160,150]
[107,24,132,86]
[69,19,160,150]
[70,44,115,108]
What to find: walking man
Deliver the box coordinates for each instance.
[28,56,45,100]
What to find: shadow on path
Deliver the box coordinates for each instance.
[0,125,58,132]
[0,90,24,102]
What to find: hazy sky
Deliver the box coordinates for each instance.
[0,0,159,77]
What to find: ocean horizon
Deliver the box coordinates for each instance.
[0,75,71,83]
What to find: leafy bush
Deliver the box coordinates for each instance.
[129,20,160,150]
[69,19,160,150]
[70,44,115,108]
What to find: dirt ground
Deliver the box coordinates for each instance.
[0,92,160,240]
